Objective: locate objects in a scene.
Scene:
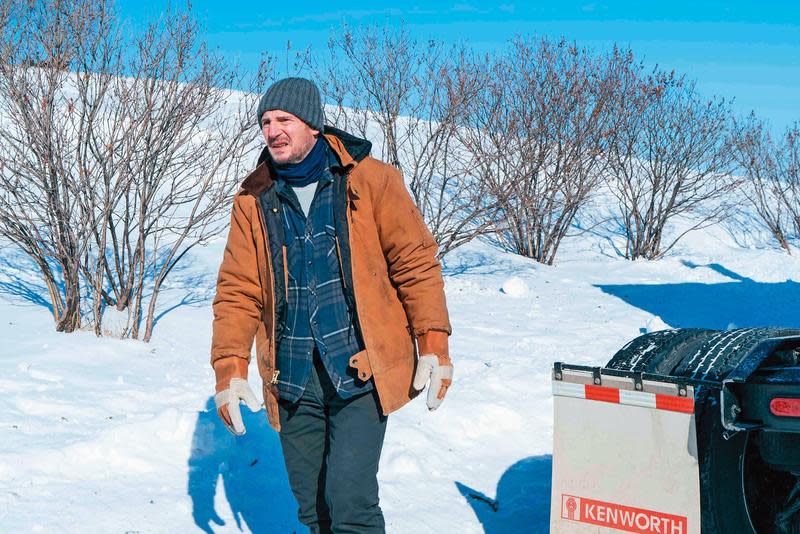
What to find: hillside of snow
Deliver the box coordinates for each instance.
[2,205,799,533]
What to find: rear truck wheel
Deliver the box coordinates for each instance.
[692,389,800,533]
[745,433,799,534]
[603,329,800,533]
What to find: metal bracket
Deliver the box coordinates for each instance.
[632,372,644,391]
[722,428,740,441]
[721,378,769,434]
[720,380,761,432]
[592,367,602,386]
[553,362,563,381]
[720,381,740,431]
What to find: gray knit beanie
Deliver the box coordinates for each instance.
[256,77,324,131]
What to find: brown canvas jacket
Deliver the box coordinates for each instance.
[210,132,451,431]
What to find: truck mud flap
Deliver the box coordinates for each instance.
[551,368,700,534]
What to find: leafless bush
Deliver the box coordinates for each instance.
[732,115,797,252]
[323,25,495,257]
[323,25,414,162]
[786,127,800,237]
[85,12,271,340]
[0,0,269,339]
[0,0,104,332]
[463,37,613,265]
[604,62,737,260]
[734,117,800,253]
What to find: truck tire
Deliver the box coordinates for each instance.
[602,328,800,532]
[696,388,755,533]
[697,389,797,533]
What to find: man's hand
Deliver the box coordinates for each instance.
[412,354,453,411]
[212,357,260,436]
[214,378,261,436]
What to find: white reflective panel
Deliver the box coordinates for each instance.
[551,387,701,534]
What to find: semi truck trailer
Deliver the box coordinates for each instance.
[551,327,800,533]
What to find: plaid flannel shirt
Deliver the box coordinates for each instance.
[273,154,371,402]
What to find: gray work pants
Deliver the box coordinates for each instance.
[278,356,388,534]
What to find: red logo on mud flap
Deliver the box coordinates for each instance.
[561,495,581,521]
[560,494,687,534]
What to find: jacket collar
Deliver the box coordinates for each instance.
[240,161,273,197]
[241,128,372,197]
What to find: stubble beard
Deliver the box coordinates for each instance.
[269,135,317,165]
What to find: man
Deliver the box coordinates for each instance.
[210,77,453,533]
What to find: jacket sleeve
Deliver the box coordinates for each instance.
[210,192,263,367]
[372,164,452,339]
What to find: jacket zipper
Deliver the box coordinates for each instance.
[282,244,289,300]
[338,180,369,351]
[255,198,278,385]
[335,235,347,291]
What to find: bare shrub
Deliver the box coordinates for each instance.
[463,37,613,265]
[0,0,105,332]
[78,10,271,341]
[323,25,495,257]
[0,0,270,339]
[604,65,738,260]
[732,115,797,252]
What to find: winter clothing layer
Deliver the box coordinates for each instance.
[293,182,316,215]
[256,77,324,131]
[210,126,451,431]
[213,378,260,435]
[271,136,328,187]
[272,152,371,402]
[279,353,387,533]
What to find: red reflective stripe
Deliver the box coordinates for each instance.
[585,384,620,404]
[572,383,693,413]
[655,394,695,414]
[770,398,800,417]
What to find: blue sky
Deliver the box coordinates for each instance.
[117,1,800,133]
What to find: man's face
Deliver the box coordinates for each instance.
[261,109,319,164]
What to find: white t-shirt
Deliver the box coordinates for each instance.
[293,182,317,217]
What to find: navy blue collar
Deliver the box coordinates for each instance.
[271,140,344,206]
[272,137,328,187]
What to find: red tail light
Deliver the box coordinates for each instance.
[770,398,800,417]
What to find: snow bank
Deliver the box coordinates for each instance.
[3,178,800,533]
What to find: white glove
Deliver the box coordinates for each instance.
[214,378,261,436]
[413,354,454,411]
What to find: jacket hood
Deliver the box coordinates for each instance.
[244,126,372,196]
[254,126,372,167]
[323,126,372,164]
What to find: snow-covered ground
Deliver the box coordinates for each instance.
[2,213,800,533]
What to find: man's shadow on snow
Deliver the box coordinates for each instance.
[187,397,305,534]
[597,262,800,330]
[456,455,552,534]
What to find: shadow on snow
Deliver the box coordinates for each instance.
[187,397,305,534]
[0,253,54,311]
[596,262,800,330]
[456,454,552,534]
[0,245,214,329]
